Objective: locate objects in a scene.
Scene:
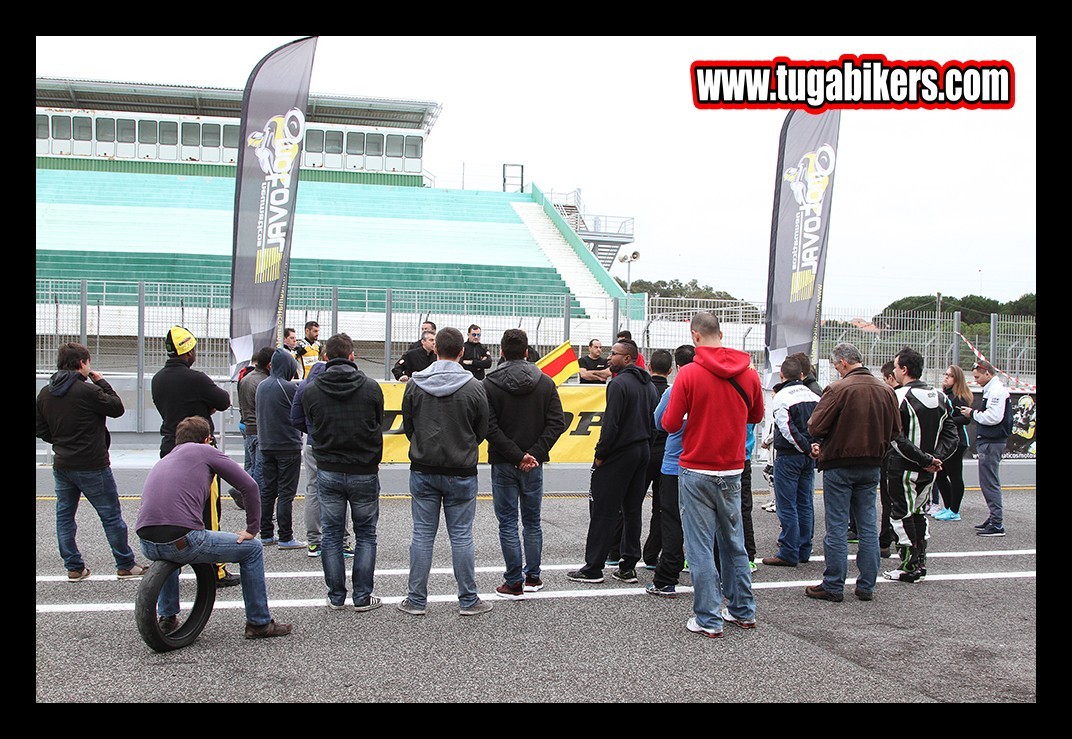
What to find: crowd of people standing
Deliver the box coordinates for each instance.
[37,314,1018,643]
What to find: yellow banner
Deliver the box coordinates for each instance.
[381,382,607,463]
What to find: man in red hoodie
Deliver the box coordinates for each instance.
[660,312,764,638]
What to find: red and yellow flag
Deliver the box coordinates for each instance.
[536,341,580,386]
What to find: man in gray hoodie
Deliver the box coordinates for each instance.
[254,348,305,549]
[398,327,492,616]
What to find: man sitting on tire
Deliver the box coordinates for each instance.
[135,416,293,640]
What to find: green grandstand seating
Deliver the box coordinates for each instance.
[36,162,591,318]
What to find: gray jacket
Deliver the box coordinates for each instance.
[402,360,489,476]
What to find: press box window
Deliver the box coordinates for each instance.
[201,123,221,147]
[405,136,422,158]
[159,121,178,146]
[223,125,239,148]
[51,115,72,139]
[366,133,384,156]
[138,120,158,144]
[305,129,325,153]
[37,114,49,139]
[385,134,404,157]
[182,122,200,146]
[117,119,136,143]
[73,116,93,141]
[96,118,116,142]
[346,132,365,154]
[325,130,343,154]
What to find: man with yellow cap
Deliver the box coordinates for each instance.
[151,326,239,587]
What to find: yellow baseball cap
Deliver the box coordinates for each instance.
[165,326,197,356]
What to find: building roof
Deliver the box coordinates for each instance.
[35,77,442,134]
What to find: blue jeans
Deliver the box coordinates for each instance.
[773,453,815,564]
[304,445,353,547]
[406,471,479,609]
[678,468,755,632]
[491,463,544,585]
[139,529,272,626]
[976,441,1004,526]
[54,467,136,571]
[821,465,881,595]
[242,433,263,491]
[259,450,301,541]
[318,470,379,606]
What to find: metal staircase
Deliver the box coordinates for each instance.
[547,190,635,270]
[513,202,611,320]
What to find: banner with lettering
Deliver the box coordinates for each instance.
[228,36,318,378]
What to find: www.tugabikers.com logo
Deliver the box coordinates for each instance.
[783,143,835,302]
[246,108,307,284]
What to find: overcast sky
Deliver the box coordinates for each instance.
[36,36,1036,312]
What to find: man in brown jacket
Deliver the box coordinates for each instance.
[804,342,900,603]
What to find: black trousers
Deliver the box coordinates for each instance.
[879,456,896,549]
[652,474,684,587]
[739,463,756,561]
[582,442,650,574]
[641,443,665,566]
[935,445,967,513]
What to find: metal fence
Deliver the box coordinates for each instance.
[36,278,1036,392]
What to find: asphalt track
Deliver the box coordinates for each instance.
[36,456,1036,703]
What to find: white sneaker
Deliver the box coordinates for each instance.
[686,617,724,638]
[720,607,757,629]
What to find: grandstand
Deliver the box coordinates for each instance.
[36,77,634,378]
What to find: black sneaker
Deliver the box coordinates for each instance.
[567,569,604,583]
[217,571,241,588]
[847,529,860,544]
[612,568,639,583]
[974,518,993,530]
[977,523,1006,537]
[645,583,677,598]
[523,576,544,592]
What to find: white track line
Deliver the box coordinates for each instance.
[37,570,1036,614]
[34,548,1037,583]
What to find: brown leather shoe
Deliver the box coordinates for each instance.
[804,584,844,602]
[761,555,797,567]
[244,619,293,640]
[158,615,179,635]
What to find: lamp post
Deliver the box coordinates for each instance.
[618,251,640,327]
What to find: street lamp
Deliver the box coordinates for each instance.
[619,251,640,329]
[618,250,640,293]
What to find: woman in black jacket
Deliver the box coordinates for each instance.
[933,364,973,521]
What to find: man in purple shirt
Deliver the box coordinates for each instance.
[135,416,292,640]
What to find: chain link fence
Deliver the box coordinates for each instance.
[37,278,1036,392]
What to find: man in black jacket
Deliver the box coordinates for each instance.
[485,329,567,599]
[568,341,659,584]
[392,331,436,382]
[36,342,147,582]
[407,320,436,350]
[300,333,385,611]
[460,324,492,380]
[151,326,237,586]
